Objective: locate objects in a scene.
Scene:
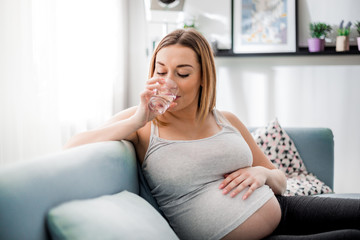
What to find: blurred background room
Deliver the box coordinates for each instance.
[1,0,359,194]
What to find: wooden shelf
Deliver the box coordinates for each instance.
[219,0,360,58]
[215,46,359,57]
[296,46,360,56]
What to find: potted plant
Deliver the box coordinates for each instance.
[355,21,360,51]
[308,22,332,52]
[336,20,351,52]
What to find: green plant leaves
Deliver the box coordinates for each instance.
[337,20,352,36]
[309,22,332,38]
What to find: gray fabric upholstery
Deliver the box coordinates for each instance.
[316,193,360,199]
[0,141,138,240]
[286,128,334,189]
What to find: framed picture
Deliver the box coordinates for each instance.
[233,0,297,54]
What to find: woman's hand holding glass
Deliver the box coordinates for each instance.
[132,77,178,127]
[219,166,268,200]
[148,78,178,114]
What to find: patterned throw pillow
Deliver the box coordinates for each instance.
[251,118,307,176]
[286,173,333,196]
[251,118,333,196]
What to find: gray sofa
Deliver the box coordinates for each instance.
[0,128,359,240]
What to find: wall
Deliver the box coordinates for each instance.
[130,0,360,193]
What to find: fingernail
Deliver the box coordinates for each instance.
[222,189,228,194]
[231,192,236,197]
[219,184,224,189]
[242,195,247,200]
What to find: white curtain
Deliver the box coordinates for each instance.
[0,0,129,166]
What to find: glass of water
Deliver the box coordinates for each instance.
[148,78,178,114]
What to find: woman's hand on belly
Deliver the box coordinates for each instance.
[219,166,267,200]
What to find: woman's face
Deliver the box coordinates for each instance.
[154,44,201,112]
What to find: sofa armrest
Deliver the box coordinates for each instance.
[0,141,138,240]
[285,128,334,189]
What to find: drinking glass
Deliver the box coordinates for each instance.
[148,78,178,114]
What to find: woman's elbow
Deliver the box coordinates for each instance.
[62,132,89,150]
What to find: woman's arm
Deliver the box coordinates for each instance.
[219,111,287,199]
[63,77,166,149]
[63,107,142,149]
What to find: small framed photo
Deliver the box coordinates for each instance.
[233,0,297,54]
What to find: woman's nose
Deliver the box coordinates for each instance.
[166,71,176,80]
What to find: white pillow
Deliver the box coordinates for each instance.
[47,191,179,240]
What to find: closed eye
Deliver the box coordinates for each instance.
[157,72,166,76]
[178,73,189,78]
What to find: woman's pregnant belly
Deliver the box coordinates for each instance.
[160,179,278,240]
[221,195,281,240]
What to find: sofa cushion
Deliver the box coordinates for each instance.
[251,118,332,196]
[47,191,179,240]
[315,193,360,199]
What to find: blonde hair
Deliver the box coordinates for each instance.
[149,28,216,123]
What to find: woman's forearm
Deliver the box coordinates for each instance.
[63,116,142,149]
[265,168,287,195]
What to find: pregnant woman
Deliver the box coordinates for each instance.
[65,28,360,239]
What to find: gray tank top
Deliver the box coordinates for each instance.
[142,109,274,240]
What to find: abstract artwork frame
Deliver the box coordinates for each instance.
[233,0,297,54]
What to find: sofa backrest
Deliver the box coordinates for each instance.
[0,141,139,240]
[285,128,334,189]
[248,127,334,189]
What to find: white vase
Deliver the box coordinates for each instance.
[336,36,349,52]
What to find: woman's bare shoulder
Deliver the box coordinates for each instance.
[219,110,247,130]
